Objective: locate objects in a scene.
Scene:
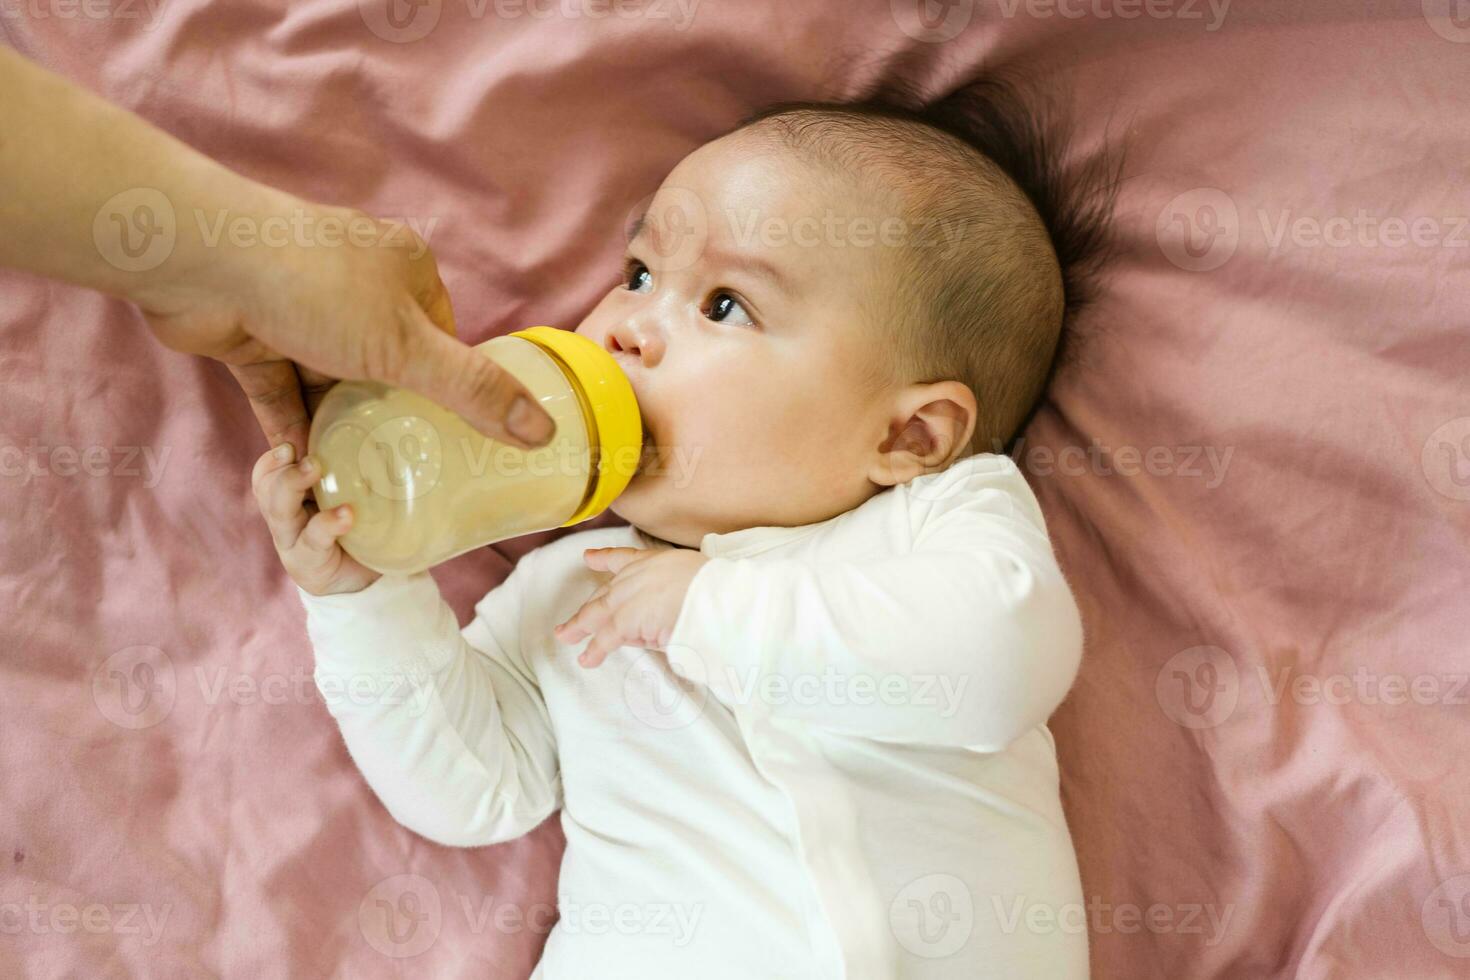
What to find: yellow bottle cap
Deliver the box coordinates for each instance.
[510,326,643,526]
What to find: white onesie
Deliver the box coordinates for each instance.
[300,453,1089,979]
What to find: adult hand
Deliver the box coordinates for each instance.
[0,47,555,457]
[137,205,554,457]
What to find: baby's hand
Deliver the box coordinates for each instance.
[553,547,709,668]
[251,445,381,596]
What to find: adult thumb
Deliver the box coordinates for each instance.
[393,304,555,449]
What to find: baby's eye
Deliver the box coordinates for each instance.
[705,291,754,327]
[624,260,652,293]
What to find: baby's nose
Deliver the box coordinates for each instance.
[605,320,664,366]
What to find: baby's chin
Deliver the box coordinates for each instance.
[609,490,702,550]
[608,448,714,549]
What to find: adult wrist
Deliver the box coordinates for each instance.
[120,167,317,314]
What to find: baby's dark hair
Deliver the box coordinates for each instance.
[736,78,1117,455]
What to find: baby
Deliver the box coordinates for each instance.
[252,82,1108,979]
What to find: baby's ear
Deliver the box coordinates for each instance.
[868,381,977,488]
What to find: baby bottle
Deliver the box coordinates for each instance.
[307,326,642,575]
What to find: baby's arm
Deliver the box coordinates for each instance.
[666,461,1084,752]
[252,447,558,846]
[302,560,559,847]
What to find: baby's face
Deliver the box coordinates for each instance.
[576,133,903,548]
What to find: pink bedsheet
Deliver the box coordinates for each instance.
[2,2,1466,977]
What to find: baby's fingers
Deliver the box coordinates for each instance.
[579,629,624,669]
[554,586,610,644]
[251,443,297,487]
[296,504,353,556]
[251,448,320,549]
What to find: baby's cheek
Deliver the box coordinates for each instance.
[666,364,844,484]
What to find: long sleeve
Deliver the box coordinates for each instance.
[667,460,1083,751]
[299,552,559,847]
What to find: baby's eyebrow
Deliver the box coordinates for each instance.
[624,211,791,296]
[704,245,794,298]
[625,212,646,245]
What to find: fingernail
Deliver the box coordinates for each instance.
[335,505,352,520]
[297,456,317,476]
[507,396,554,446]
[273,443,295,463]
